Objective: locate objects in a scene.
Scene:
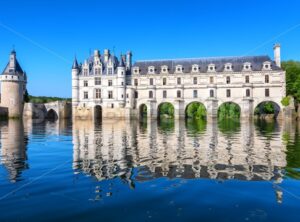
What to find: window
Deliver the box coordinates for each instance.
[246,89,250,97]
[83,69,88,76]
[226,89,231,97]
[245,76,249,83]
[95,89,101,99]
[163,78,167,85]
[177,90,181,98]
[193,77,197,84]
[95,68,101,75]
[163,90,167,98]
[84,80,88,87]
[108,91,113,99]
[84,91,88,99]
[150,78,153,85]
[95,78,101,85]
[149,91,153,98]
[126,93,129,98]
[121,82,124,86]
[108,80,113,86]
[265,89,270,97]
[265,75,269,83]
[148,66,155,74]
[210,76,214,84]
[134,79,138,86]
[193,90,198,98]
[134,91,138,98]
[108,68,113,75]
[226,76,230,84]
[210,89,214,97]
[177,77,181,85]
[111,103,114,108]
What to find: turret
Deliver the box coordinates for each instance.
[72,57,80,108]
[104,49,110,63]
[117,54,126,105]
[0,50,27,118]
[274,43,281,68]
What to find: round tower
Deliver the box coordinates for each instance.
[72,57,80,111]
[0,50,27,118]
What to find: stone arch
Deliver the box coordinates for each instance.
[185,101,207,120]
[254,101,281,119]
[46,109,58,121]
[218,102,241,119]
[157,102,175,119]
[94,105,102,120]
[139,104,148,119]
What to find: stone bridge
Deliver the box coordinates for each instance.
[23,101,72,120]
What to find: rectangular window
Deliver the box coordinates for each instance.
[95,78,101,85]
[245,76,249,83]
[265,88,270,97]
[210,89,214,97]
[108,91,113,99]
[193,77,197,84]
[134,79,138,86]
[177,90,181,98]
[84,91,88,99]
[108,68,113,75]
[226,89,231,97]
[95,89,101,99]
[108,80,113,86]
[163,78,167,85]
[226,76,230,84]
[150,78,153,85]
[83,69,88,76]
[84,80,88,87]
[265,75,269,83]
[149,91,153,98]
[177,77,181,85]
[163,90,167,98]
[134,91,138,98]
[210,76,214,84]
[246,89,250,97]
[193,90,198,98]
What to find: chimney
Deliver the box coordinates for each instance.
[126,51,132,70]
[273,44,281,68]
[104,49,110,63]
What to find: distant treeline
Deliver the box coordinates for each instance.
[26,94,71,103]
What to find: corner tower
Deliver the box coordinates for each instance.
[0,50,27,118]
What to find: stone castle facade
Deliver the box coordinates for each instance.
[0,51,27,118]
[72,44,286,120]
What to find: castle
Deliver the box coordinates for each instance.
[0,50,27,118]
[72,44,286,120]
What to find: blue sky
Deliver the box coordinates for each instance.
[0,0,299,97]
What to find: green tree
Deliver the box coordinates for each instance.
[186,102,206,119]
[281,96,290,107]
[262,102,275,114]
[282,61,300,103]
[158,103,174,118]
[218,102,240,120]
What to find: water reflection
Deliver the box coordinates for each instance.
[0,120,28,182]
[72,119,287,184]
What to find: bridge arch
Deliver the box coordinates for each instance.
[185,101,207,120]
[218,102,241,119]
[139,104,148,119]
[254,101,281,119]
[157,102,175,119]
[46,109,58,121]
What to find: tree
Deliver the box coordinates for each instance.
[186,102,206,119]
[282,61,300,103]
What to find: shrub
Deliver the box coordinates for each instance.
[281,96,290,107]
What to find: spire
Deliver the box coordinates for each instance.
[72,56,79,69]
[118,54,125,67]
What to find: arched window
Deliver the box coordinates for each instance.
[149,91,153,98]
[177,90,181,98]
[210,89,214,97]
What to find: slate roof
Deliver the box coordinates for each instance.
[132,55,282,74]
[1,59,25,76]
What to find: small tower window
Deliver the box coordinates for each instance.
[265,75,269,83]
[134,79,138,86]
[177,77,181,85]
[245,76,249,83]
[246,89,250,97]
[177,90,181,98]
[163,90,167,98]
[193,90,198,98]
[163,78,167,85]
[226,76,231,84]
[150,78,154,85]
[210,89,214,97]
[193,77,197,84]
[210,76,214,84]
[149,91,153,98]
[265,88,270,97]
[226,89,231,97]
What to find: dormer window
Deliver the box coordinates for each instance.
[208,64,215,72]
[175,65,183,73]
[148,66,155,74]
[161,65,169,74]
[83,69,88,76]
[107,67,113,75]
[243,62,252,71]
[192,64,199,73]
[224,63,233,71]
[262,61,272,70]
[133,67,140,74]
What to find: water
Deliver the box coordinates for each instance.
[0,118,300,221]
